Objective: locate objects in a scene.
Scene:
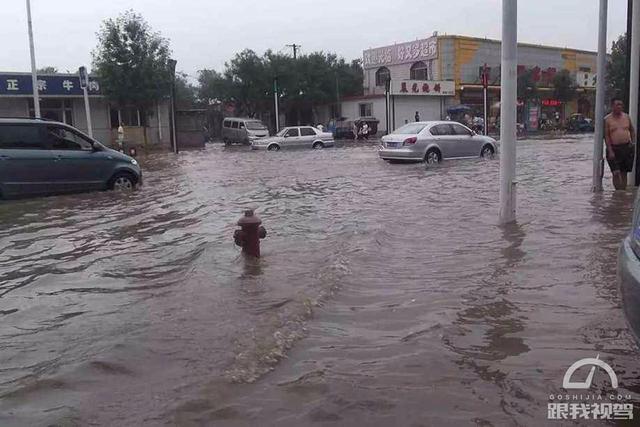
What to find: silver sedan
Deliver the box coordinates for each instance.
[251,126,334,151]
[378,121,498,163]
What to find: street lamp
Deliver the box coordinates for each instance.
[168,59,178,154]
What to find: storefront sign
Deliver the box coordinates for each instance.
[390,80,455,96]
[542,99,562,107]
[0,73,101,96]
[363,37,438,69]
[577,72,596,88]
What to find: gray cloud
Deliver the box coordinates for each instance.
[1,0,628,79]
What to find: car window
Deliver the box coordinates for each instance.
[430,124,453,136]
[231,121,239,129]
[451,123,472,136]
[223,120,231,128]
[239,122,245,129]
[394,123,427,134]
[46,125,93,151]
[300,127,316,136]
[284,128,299,137]
[0,124,44,149]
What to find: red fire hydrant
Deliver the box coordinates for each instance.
[234,209,267,257]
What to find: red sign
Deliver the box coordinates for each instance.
[542,99,562,107]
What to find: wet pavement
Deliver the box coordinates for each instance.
[0,136,639,426]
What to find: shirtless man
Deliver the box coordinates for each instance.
[605,97,636,190]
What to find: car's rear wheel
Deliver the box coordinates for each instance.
[481,145,495,158]
[223,138,231,146]
[267,144,280,151]
[108,172,136,191]
[425,148,442,164]
[313,141,324,149]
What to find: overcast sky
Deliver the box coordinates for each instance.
[0,0,628,81]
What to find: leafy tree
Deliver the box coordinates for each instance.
[517,69,538,103]
[175,72,199,109]
[36,66,58,74]
[198,49,363,124]
[607,33,627,100]
[552,69,577,121]
[92,10,172,117]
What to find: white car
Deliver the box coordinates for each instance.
[379,121,498,163]
[251,126,334,151]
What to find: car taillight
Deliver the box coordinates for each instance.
[403,137,417,146]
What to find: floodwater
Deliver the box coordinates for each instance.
[1,136,639,426]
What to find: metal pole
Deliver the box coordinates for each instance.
[26,0,40,118]
[483,63,489,136]
[83,87,93,137]
[274,77,279,132]
[499,0,517,224]
[630,0,640,186]
[171,83,178,153]
[593,0,608,192]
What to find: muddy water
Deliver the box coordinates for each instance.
[0,136,639,426]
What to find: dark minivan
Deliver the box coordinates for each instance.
[0,118,141,199]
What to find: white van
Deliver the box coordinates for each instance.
[221,118,269,145]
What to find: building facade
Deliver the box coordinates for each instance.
[0,72,172,149]
[334,34,597,134]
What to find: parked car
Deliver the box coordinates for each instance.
[567,114,594,132]
[221,117,269,145]
[0,118,141,199]
[618,196,640,344]
[378,121,498,163]
[251,126,334,151]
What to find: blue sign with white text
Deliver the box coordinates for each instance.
[0,74,101,96]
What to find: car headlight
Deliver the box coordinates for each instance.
[131,159,138,165]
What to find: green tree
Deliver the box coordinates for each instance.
[175,72,199,109]
[92,10,173,119]
[198,49,363,124]
[36,66,58,74]
[517,69,538,103]
[552,69,577,121]
[607,33,627,99]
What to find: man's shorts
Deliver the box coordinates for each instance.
[607,143,635,173]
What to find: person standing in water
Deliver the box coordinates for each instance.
[605,97,636,190]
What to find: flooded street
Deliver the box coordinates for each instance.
[1,136,639,426]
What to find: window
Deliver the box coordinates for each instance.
[430,124,453,136]
[410,61,429,80]
[0,125,43,149]
[239,122,245,129]
[284,128,299,137]
[375,67,390,87]
[231,121,239,129]
[451,123,472,136]
[359,103,373,117]
[109,106,147,128]
[46,125,93,151]
[394,123,427,134]
[29,99,73,126]
[223,120,231,128]
[300,127,316,136]
[579,67,591,72]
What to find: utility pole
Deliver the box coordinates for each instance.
[26,0,40,118]
[482,63,489,136]
[499,0,517,224]
[273,76,280,132]
[286,44,300,59]
[168,59,178,154]
[592,0,608,192]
